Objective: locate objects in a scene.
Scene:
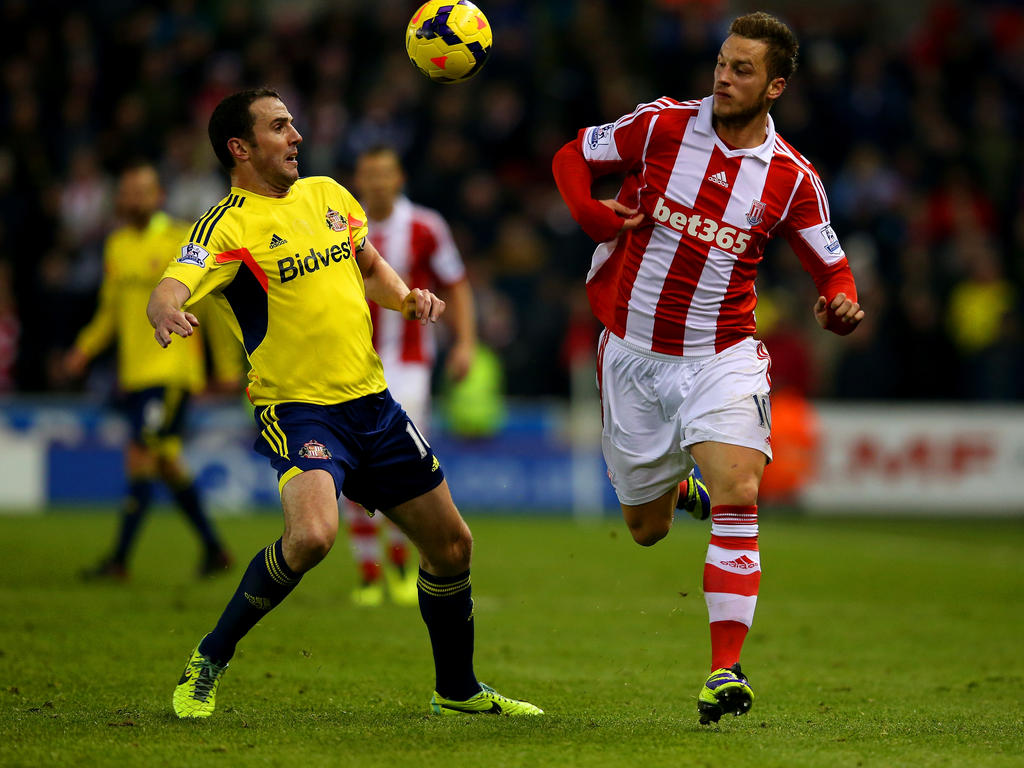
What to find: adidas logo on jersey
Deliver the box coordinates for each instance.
[719,554,758,570]
[707,170,730,188]
[269,233,288,249]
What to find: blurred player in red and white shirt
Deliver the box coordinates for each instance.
[553,12,863,724]
[346,145,476,607]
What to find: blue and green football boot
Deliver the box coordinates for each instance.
[697,663,754,724]
[677,466,711,521]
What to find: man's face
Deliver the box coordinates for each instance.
[116,166,162,226]
[354,151,404,214]
[712,35,778,125]
[245,97,302,190]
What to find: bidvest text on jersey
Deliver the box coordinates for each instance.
[278,240,352,283]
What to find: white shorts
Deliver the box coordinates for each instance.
[383,361,431,435]
[598,331,772,505]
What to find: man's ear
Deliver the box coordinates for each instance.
[227,137,249,163]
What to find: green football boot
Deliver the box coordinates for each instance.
[173,640,228,719]
[697,663,754,725]
[677,467,711,521]
[430,683,543,716]
[385,567,420,607]
[351,580,385,607]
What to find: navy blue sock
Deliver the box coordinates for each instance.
[199,539,300,665]
[170,479,221,553]
[418,568,479,700]
[111,478,155,564]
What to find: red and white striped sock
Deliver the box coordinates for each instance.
[703,504,761,671]
[343,499,383,584]
[384,521,410,573]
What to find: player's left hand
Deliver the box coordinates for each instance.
[62,347,89,379]
[599,199,644,233]
[814,292,864,330]
[446,340,475,382]
[402,288,445,325]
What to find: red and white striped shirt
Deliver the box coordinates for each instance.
[576,96,853,356]
[367,195,466,367]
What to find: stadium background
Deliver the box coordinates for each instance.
[0,0,1022,514]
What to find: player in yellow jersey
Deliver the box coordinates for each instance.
[65,162,237,581]
[151,89,541,719]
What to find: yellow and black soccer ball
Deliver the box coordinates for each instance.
[405,1,492,83]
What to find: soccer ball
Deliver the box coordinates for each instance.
[405,1,492,83]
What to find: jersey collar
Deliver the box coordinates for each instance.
[230,183,296,204]
[695,95,776,164]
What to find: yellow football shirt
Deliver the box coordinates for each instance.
[74,212,241,392]
[161,176,387,406]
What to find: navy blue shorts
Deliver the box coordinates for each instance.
[117,386,190,447]
[253,389,445,512]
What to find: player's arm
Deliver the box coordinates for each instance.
[552,137,643,242]
[552,104,663,242]
[783,173,864,335]
[64,247,118,378]
[442,277,476,381]
[425,212,476,380]
[147,277,199,348]
[356,238,445,326]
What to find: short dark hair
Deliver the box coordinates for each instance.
[357,144,402,164]
[729,12,799,82]
[117,157,158,177]
[207,87,281,171]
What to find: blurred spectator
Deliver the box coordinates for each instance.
[947,234,1021,399]
[0,261,19,393]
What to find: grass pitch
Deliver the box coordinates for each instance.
[1,510,1021,767]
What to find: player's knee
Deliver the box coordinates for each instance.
[622,503,672,546]
[286,524,336,570]
[156,457,185,485]
[738,477,760,506]
[426,524,472,573]
[627,518,670,547]
[446,525,473,570]
[716,474,760,506]
[708,468,765,512]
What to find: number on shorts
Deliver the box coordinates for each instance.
[753,394,771,429]
[406,422,430,459]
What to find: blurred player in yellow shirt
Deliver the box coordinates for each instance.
[64,162,239,580]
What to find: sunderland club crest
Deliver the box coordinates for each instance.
[325,207,347,232]
[745,199,766,227]
[299,440,332,460]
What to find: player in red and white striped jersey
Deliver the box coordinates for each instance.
[345,146,476,607]
[553,11,864,724]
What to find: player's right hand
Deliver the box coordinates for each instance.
[153,309,199,348]
[62,348,89,379]
[401,288,445,326]
[599,199,644,233]
[446,340,475,382]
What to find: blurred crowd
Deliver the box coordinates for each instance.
[1,0,1022,400]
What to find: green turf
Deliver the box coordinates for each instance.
[0,511,1021,767]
